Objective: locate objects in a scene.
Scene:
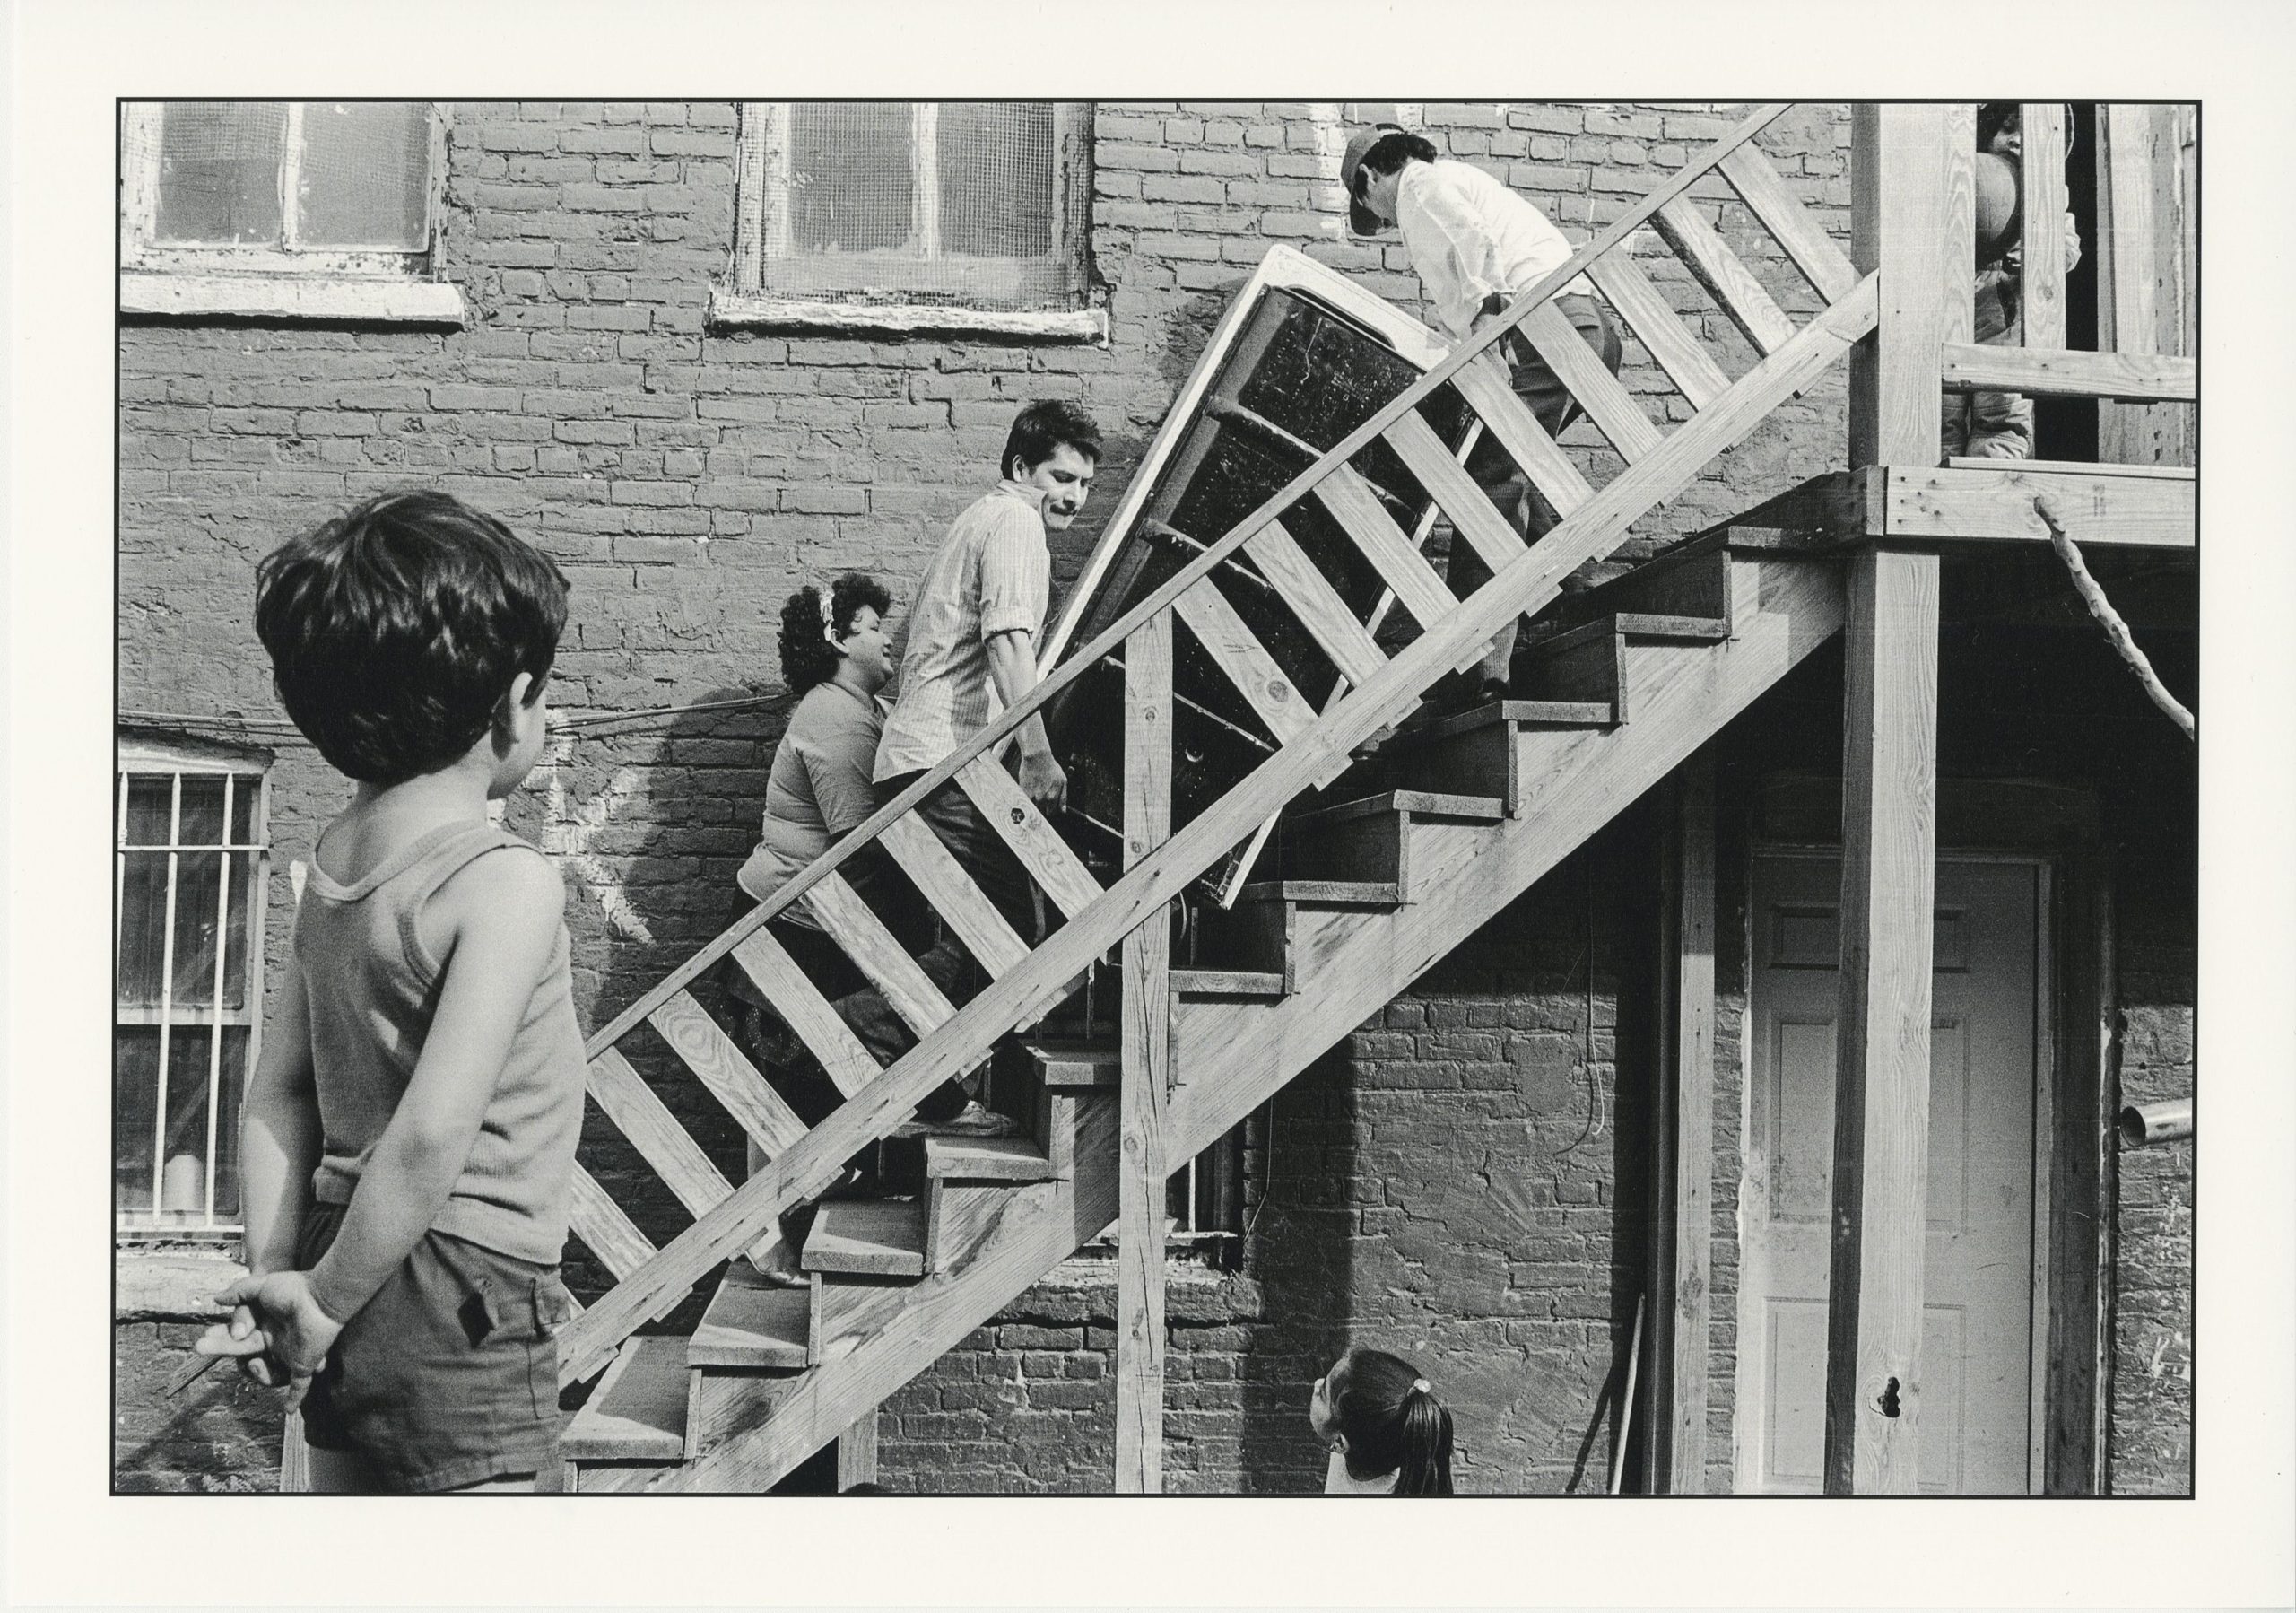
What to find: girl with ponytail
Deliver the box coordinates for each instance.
[1309,1347,1456,1495]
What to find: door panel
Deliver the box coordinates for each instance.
[1736,855,2041,1495]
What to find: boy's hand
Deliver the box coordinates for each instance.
[1017,746,1067,814]
[202,1271,344,1409]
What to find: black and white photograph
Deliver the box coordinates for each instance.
[10,3,2294,1609]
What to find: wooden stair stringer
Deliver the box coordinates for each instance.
[641,553,1840,1495]
[1169,552,1846,1152]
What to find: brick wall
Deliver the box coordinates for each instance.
[117,99,1879,1493]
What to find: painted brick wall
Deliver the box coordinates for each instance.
[116,99,1857,1492]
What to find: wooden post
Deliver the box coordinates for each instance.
[2096,104,2197,467]
[1828,104,1947,1496]
[837,1408,880,1490]
[1656,754,1717,1493]
[2017,103,2070,353]
[1116,610,1174,1493]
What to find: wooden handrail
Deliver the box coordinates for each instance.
[559,271,1878,1382]
[579,100,1795,1059]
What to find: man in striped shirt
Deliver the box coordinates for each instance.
[875,399,1102,960]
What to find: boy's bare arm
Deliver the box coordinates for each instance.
[238,955,320,1279]
[301,849,569,1328]
[986,627,1065,810]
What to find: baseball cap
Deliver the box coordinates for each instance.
[1341,124,1406,236]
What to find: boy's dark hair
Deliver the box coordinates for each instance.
[254,490,569,785]
[1358,128,1439,179]
[1333,1347,1456,1495]
[1001,399,1103,478]
[778,571,893,695]
[1978,102,2077,158]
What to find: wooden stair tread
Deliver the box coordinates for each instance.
[1022,1040,1120,1088]
[687,1260,813,1370]
[561,1335,688,1460]
[1289,789,1506,833]
[923,1133,1062,1182]
[804,1199,927,1277]
[1376,699,1614,748]
[1525,613,1730,655]
[1171,967,1287,998]
[1231,879,1403,908]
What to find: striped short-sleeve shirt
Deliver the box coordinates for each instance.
[874,480,1053,782]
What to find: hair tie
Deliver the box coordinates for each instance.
[1412,1379,1431,1395]
[820,587,839,646]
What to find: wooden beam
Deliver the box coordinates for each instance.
[1849,103,1952,468]
[1316,463,1457,628]
[1938,342,2194,403]
[567,1163,658,1279]
[836,1409,880,1490]
[1663,754,1716,1493]
[1720,143,1862,303]
[1515,301,1665,461]
[802,871,958,1041]
[1824,545,1941,1495]
[587,1048,734,1218]
[728,927,882,1098]
[1244,519,1386,686]
[2095,104,2196,467]
[1384,411,1529,573]
[648,991,806,1155]
[1117,609,1173,1494]
[1875,463,2195,548]
[1171,577,1314,745]
[2017,103,2071,352]
[1582,249,1731,410]
[879,813,1031,979]
[953,756,1104,921]
[1653,196,1796,357]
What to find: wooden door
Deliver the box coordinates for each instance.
[1735,853,2045,1495]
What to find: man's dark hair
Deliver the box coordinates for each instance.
[1001,398,1103,478]
[778,571,893,695]
[1358,128,1439,181]
[254,490,569,785]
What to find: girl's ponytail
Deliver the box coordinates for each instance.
[1332,1349,1457,1495]
[1393,1380,1455,1495]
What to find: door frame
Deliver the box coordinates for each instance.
[1653,772,2112,1495]
[1735,844,2055,1494]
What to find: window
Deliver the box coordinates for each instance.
[718,101,1101,339]
[119,100,464,324]
[115,738,272,1236]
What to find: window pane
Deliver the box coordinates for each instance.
[118,851,172,1008]
[116,1028,161,1216]
[178,774,226,846]
[230,775,259,844]
[170,851,225,1005]
[297,101,430,249]
[789,103,915,255]
[161,1029,217,1219]
[124,773,174,846]
[938,102,1055,259]
[222,850,257,1011]
[212,1028,250,1222]
[155,101,286,245]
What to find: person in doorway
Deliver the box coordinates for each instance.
[1946,103,2083,459]
[874,398,1100,996]
[726,573,1014,1285]
[1309,1346,1457,1495]
[1342,124,1625,712]
[196,491,584,1493]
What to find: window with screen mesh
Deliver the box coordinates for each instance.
[116,753,270,1235]
[124,100,436,266]
[737,102,1090,310]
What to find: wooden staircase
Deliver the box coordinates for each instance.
[550,103,1879,1492]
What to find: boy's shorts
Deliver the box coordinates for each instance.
[295,1201,574,1492]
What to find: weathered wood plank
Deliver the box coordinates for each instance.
[802,870,957,1041]
[2094,103,2196,468]
[1384,410,1529,575]
[1582,250,1732,409]
[728,927,881,1099]
[648,990,806,1155]
[1824,546,1941,1496]
[1171,577,1314,745]
[567,1164,657,1280]
[562,1335,688,1460]
[837,1409,880,1489]
[1118,609,1172,1492]
[2017,103,2071,352]
[1878,464,2195,548]
[1939,105,1977,350]
[1517,300,1665,461]
[878,812,1030,979]
[1720,143,1861,301]
[954,755,1105,921]
[1849,104,1952,467]
[587,1047,732,1218]
[1937,342,2194,403]
[1245,519,1386,685]
[1666,754,1716,1494]
[1315,464,1457,626]
[1654,196,1796,357]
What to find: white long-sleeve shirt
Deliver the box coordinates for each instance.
[1395,159,1598,342]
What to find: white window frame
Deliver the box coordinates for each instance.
[118,100,465,325]
[713,100,1104,341]
[115,735,274,1238]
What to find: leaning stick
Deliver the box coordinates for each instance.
[1609,1294,1647,1495]
[2033,493,2196,742]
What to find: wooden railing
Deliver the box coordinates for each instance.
[554,100,1884,1386]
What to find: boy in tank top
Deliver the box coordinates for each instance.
[194,491,585,1492]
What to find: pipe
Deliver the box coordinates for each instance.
[2118,1098,2193,1147]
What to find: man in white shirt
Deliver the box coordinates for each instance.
[1343,125,1624,708]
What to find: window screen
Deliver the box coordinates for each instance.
[133,100,431,257]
